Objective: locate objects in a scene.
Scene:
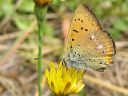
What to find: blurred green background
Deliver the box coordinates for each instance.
[0,0,128,96]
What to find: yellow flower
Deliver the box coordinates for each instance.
[45,62,85,96]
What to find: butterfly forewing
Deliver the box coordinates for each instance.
[63,4,116,71]
[64,4,101,55]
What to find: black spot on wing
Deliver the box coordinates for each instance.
[81,27,83,30]
[103,50,106,54]
[85,29,88,31]
[73,29,78,33]
[72,38,75,41]
[75,18,83,23]
[81,20,83,22]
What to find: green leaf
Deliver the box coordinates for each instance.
[122,2,128,13]
[108,28,121,40]
[13,14,33,31]
[78,89,87,96]
[0,0,13,16]
[18,0,34,13]
[113,19,127,31]
[42,21,54,37]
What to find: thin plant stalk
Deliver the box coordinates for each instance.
[34,4,48,96]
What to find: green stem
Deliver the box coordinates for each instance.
[34,4,48,96]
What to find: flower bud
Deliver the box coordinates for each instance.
[34,0,52,6]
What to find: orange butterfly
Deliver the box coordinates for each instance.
[63,4,116,71]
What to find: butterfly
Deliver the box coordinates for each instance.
[63,4,116,71]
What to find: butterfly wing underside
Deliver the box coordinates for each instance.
[63,4,116,71]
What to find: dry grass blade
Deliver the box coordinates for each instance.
[84,74,128,95]
[0,32,20,42]
[0,21,36,67]
[0,76,23,96]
